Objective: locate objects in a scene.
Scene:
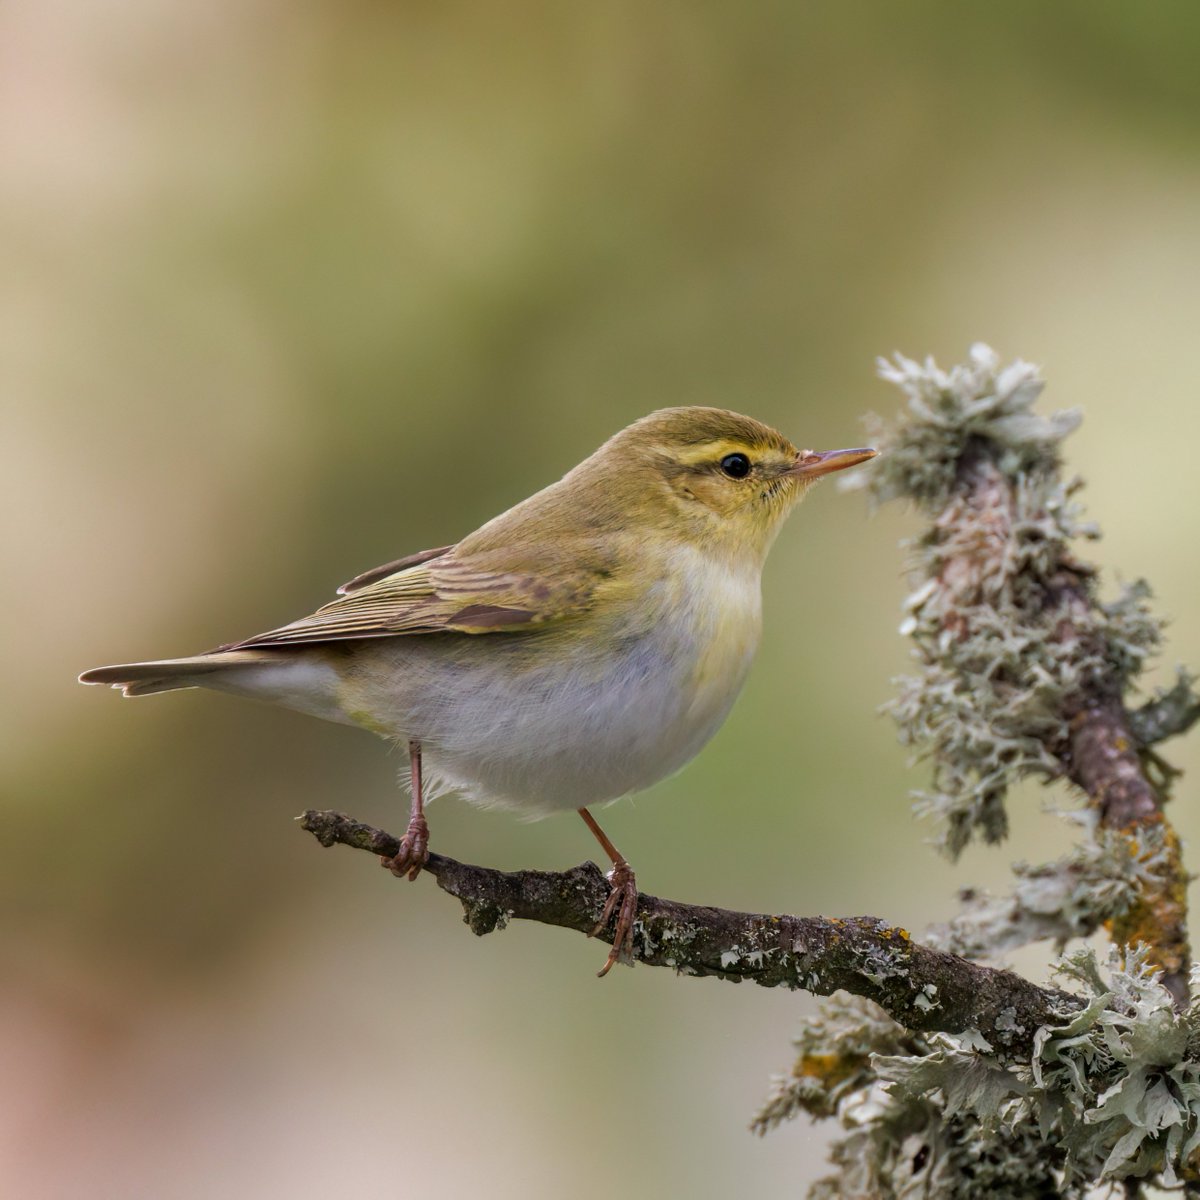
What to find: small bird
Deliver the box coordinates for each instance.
[81,408,875,974]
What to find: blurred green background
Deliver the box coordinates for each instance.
[5,2,1200,1196]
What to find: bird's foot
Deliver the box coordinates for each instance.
[590,860,638,977]
[381,812,430,881]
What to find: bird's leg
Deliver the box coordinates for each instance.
[383,739,430,881]
[578,808,638,976]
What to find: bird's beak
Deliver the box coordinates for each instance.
[789,447,879,479]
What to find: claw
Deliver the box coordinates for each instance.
[590,861,638,976]
[382,811,430,881]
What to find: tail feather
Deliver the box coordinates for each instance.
[79,651,278,698]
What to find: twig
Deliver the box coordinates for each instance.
[299,808,1080,1056]
[1128,671,1200,747]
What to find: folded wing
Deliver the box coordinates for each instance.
[225,545,606,649]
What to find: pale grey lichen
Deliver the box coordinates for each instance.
[1129,667,1200,747]
[1030,947,1200,1187]
[755,994,1063,1198]
[865,345,1163,856]
[864,344,1081,511]
[926,817,1174,960]
[752,994,917,1133]
[757,347,1197,1198]
[769,952,1200,1198]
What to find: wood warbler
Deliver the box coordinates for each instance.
[81,408,875,973]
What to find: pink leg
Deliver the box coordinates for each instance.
[383,739,430,881]
[579,808,638,976]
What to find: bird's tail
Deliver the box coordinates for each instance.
[78,651,279,698]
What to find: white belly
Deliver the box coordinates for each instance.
[340,554,763,816]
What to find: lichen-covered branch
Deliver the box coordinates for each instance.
[760,949,1200,1197]
[863,346,1191,1002]
[299,809,1077,1054]
[925,822,1153,960]
[783,345,1200,1198]
[295,347,1199,1198]
[1066,696,1191,1004]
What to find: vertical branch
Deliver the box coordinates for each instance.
[761,347,1199,1196]
[953,456,1191,1002]
[1068,698,1190,1003]
[864,346,1190,999]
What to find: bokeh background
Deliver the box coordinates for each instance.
[5,3,1200,1196]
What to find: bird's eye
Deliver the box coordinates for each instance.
[719,453,752,479]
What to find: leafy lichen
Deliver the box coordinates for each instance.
[770,952,1200,1198]
[926,816,1172,961]
[759,347,1197,1197]
[863,345,1162,856]
[752,995,918,1133]
[864,345,1080,511]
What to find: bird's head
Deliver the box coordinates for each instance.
[580,407,876,561]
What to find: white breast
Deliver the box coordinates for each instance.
[344,547,764,817]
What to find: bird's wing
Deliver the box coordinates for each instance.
[224,547,607,649]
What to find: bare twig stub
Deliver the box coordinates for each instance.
[299,809,1078,1055]
[1128,670,1200,747]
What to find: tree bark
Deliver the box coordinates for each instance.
[299,809,1079,1056]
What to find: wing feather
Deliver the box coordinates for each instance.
[226,545,605,650]
[337,544,453,594]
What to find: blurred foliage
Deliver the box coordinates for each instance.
[3,3,1200,1197]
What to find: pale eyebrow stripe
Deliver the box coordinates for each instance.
[664,439,769,466]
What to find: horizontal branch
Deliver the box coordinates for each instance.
[299,809,1079,1056]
